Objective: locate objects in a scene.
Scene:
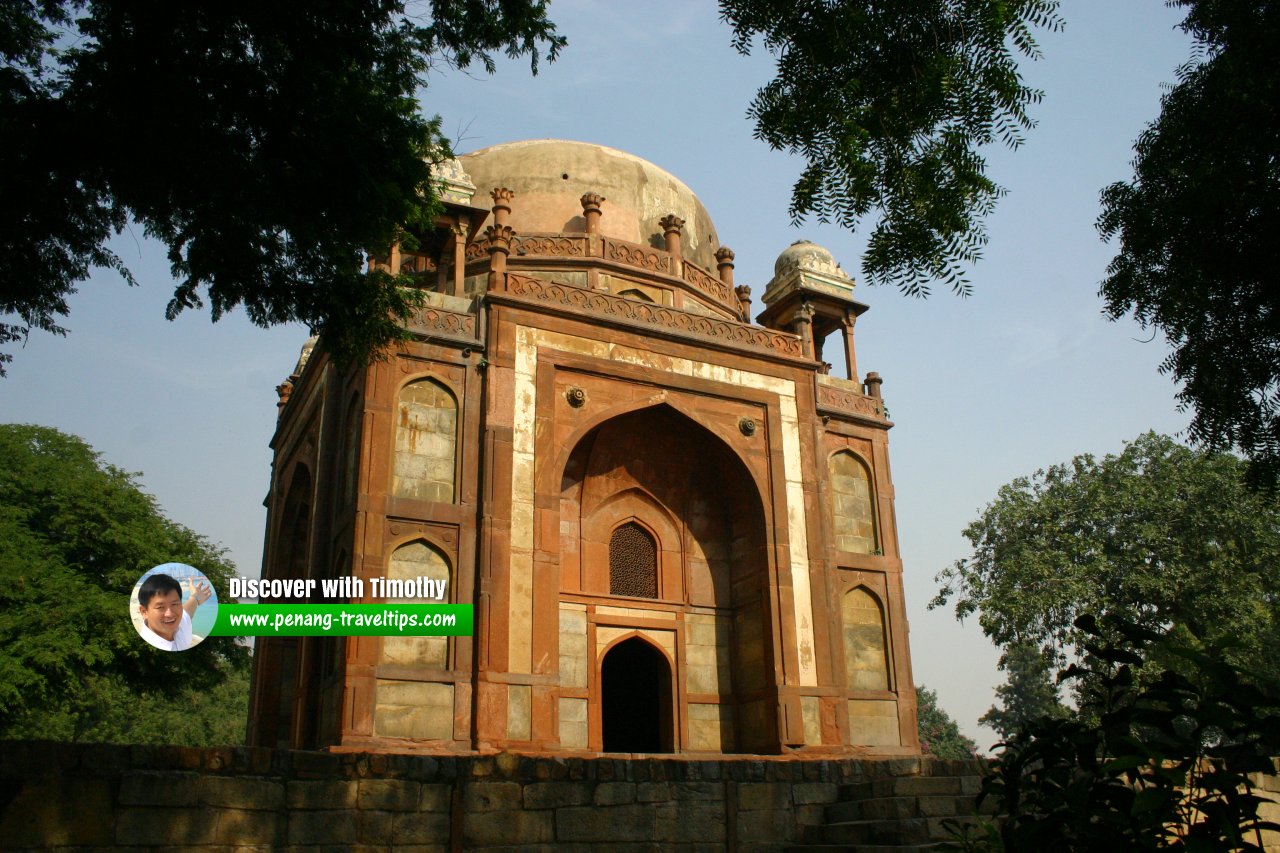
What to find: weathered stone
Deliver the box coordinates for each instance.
[0,776,114,846]
[200,776,285,810]
[464,780,523,811]
[117,807,219,846]
[120,772,200,806]
[738,782,790,811]
[523,781,591,809]
[594,781,636,805]
[359,809,397,844]
[394,809,452,841]
[464,809,554,846]
[213,808,282,845]
[287,809,362,845]
[637,781,672,802]
[287,779,359,809]
[557,804,659,842]
[358,778,421,811]
[792,781,838,805]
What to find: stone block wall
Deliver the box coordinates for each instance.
[1250,762,1280,853]
[0,741,982,852]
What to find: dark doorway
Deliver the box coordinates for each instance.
[601,637,673,753]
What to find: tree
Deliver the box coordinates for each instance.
[0,1,563,373]
[979,641,1068,741]
[953,616,1280,852]
[0,423,248,739]
[720,0,1063,296]
[917,685,979,759]
[932,432,1280,683]
[1098,2,1280,482]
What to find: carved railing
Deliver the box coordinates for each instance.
[459,230,741,316]
[502,273,806,360]
[405,304,478,343]
[682,260,731,305]
[816,376,886,421]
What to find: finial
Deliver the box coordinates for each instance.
[490,187,515,227]
[659,214,685,257]
[580,192,605,235]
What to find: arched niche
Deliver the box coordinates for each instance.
[829,450,877,554]
[575,488,680,599]
[561,403,767,608]
[558,403,775,753]
[843,586,891,692]
[380,538,452,670]
[392,378,457,503]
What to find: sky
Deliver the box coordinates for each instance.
[2,1,1195,748]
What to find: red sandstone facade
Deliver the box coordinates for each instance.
[247,140,920,757]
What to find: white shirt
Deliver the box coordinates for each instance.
[139,610,193,651]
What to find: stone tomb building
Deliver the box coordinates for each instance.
[248,139,920,757]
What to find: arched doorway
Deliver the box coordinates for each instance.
[600,637,673,753]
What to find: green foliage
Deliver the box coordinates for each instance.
[3,667,250,747]
[980,641,1070,741]
[949,615,1280,852]
[932,433,1280,685]
[0,423,248,739]
[1097,2,1280,483]
[918,685,980,759]
[720,0,1062,297]
[0,1,563,373]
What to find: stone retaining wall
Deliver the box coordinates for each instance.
[0,741,984,851]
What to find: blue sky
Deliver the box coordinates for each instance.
[3,1,1194,746]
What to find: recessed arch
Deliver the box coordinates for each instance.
[843,585,890,692]
[381,538,452,670]
[551,400,765,499]
[829,450,878,554]
[393,377,458,503]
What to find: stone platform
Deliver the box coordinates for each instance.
[0,741,992,851]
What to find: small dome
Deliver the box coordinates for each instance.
[773,240,848,282]
[431,157,478,204]
[459,140,720,270]
[293,334,320,377]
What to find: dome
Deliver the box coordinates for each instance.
[772,240,848,282]
[458,139,721,270]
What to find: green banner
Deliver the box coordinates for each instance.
[208,604,473,637]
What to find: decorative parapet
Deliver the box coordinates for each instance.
[501,273,806,361]
[512,235,588,258]
[816,374,888,423]
[602,237,670,273]
[682,260,731,305]
[457,231,742,317]
[406,303,479,345]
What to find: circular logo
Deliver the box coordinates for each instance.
[130,563,219,651]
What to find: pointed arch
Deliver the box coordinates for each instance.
[598,633,675,753]
[381,538,452,670]
[393,377,457,503]
[842,586,890,692]
[829,450,877,554]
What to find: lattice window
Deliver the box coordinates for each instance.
[609,522,658,598]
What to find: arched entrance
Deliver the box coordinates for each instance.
[600,637,673,753]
